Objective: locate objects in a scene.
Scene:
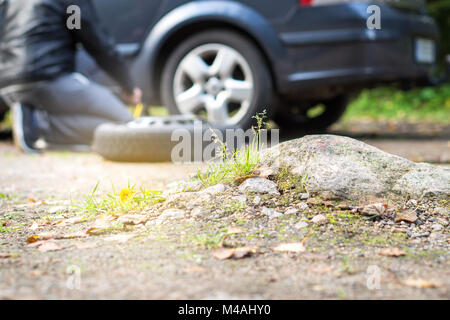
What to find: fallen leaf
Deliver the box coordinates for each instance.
[38,241,62,252]
[379,248,406,257]
[28,198,37,203]
[254,165,274,179]
[60,217,83,226]
[233,247,257,259]
[226,227,243,236]
[103,234,136,243]
[403,278,439,289]
[0,253,12,259]
[395,210,418,223]
[360,203,387,217]
[273,242,306,253]
[323,201,334,208]
[117,214,149,225]
[26,235,40,243]
[74,242,97,249]
[212,247,236,260]
[183,266,206,273]
[37,232,57,240]
[29,222,39,231]
[2,222,7,227]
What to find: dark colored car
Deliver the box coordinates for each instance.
[1,0,442,131]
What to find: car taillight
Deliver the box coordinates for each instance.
[299,0,314,6]
[299,0,369,7]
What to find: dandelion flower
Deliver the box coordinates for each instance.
[120,188,134,202]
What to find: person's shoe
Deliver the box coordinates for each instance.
[12,103,41,153]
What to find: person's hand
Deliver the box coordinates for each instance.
[122,88,142,105]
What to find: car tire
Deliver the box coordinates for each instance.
[161,29,273,130]
[274,95,349,135]
[92,116,230,163]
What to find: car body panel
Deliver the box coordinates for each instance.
[130,0,287,103]
[89,0,439,104]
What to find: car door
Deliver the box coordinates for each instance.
[92,0,164,45]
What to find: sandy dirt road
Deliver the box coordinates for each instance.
[0,138,448,300]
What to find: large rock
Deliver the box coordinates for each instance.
[262,135,450,202]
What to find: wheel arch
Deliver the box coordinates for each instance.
[132,1,285,104]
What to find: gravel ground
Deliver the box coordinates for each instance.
[0,141,448,300]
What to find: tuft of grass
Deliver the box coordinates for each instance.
[196,111,267,187]
[191,230,227,249]
[76,182,165,215]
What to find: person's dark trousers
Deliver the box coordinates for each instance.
[2,73,133,146]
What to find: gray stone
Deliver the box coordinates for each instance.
[160,209,186,220]
[406,199,418,207]
[297,202,309,212]
[261,207,283,219]
[284,207,299,215]
[311,214,328,225]
[239,177,280,196]
[431,223,444,231]
[294,221,309,230]
[191,206,209,217]
[232,196,247,205]
[201,184,226,195]
[253,196,261,205]
[262,135,450,202]
[300,193,310,200]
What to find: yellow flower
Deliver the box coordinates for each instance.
[119,188,134,202]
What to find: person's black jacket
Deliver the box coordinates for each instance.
[0,0,135,94]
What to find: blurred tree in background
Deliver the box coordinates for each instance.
[428,0,450,64]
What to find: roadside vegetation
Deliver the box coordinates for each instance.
[343,83,450,123]
[196,111,267,187]
[77,182,165,216]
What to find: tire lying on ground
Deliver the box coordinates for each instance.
[93,116,234,163]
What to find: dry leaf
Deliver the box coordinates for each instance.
[226,227,243,236]
[379,248,406,257]
[360,203,387,217]
[29,222,39,231]
[37,232,56,240]
[403,278,439,289]
[26,235,40,243]
[233,247,257,259]
[60,217,83,226]
[395,210,418,223]
[74,242,97,249]
[103,234,136,243]
[183,266,206,273]
[273,242,306,253]
[28,198,37,203]
[254,165,274,179]
[0,253,12,259]
[117,214,149,225]
[38,241,62,252]
[323,201,334,208]
[212,247,236,260]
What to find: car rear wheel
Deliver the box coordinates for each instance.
[274,95,349,135]
[161,30,273,129]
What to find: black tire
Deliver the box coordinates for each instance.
[92,116,232,163]
[161,29,273,130]
[274,95,349,136]
[0,96,8,122]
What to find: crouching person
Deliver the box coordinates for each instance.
[0,0,141,152]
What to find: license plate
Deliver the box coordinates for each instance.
[415,38,435,64]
